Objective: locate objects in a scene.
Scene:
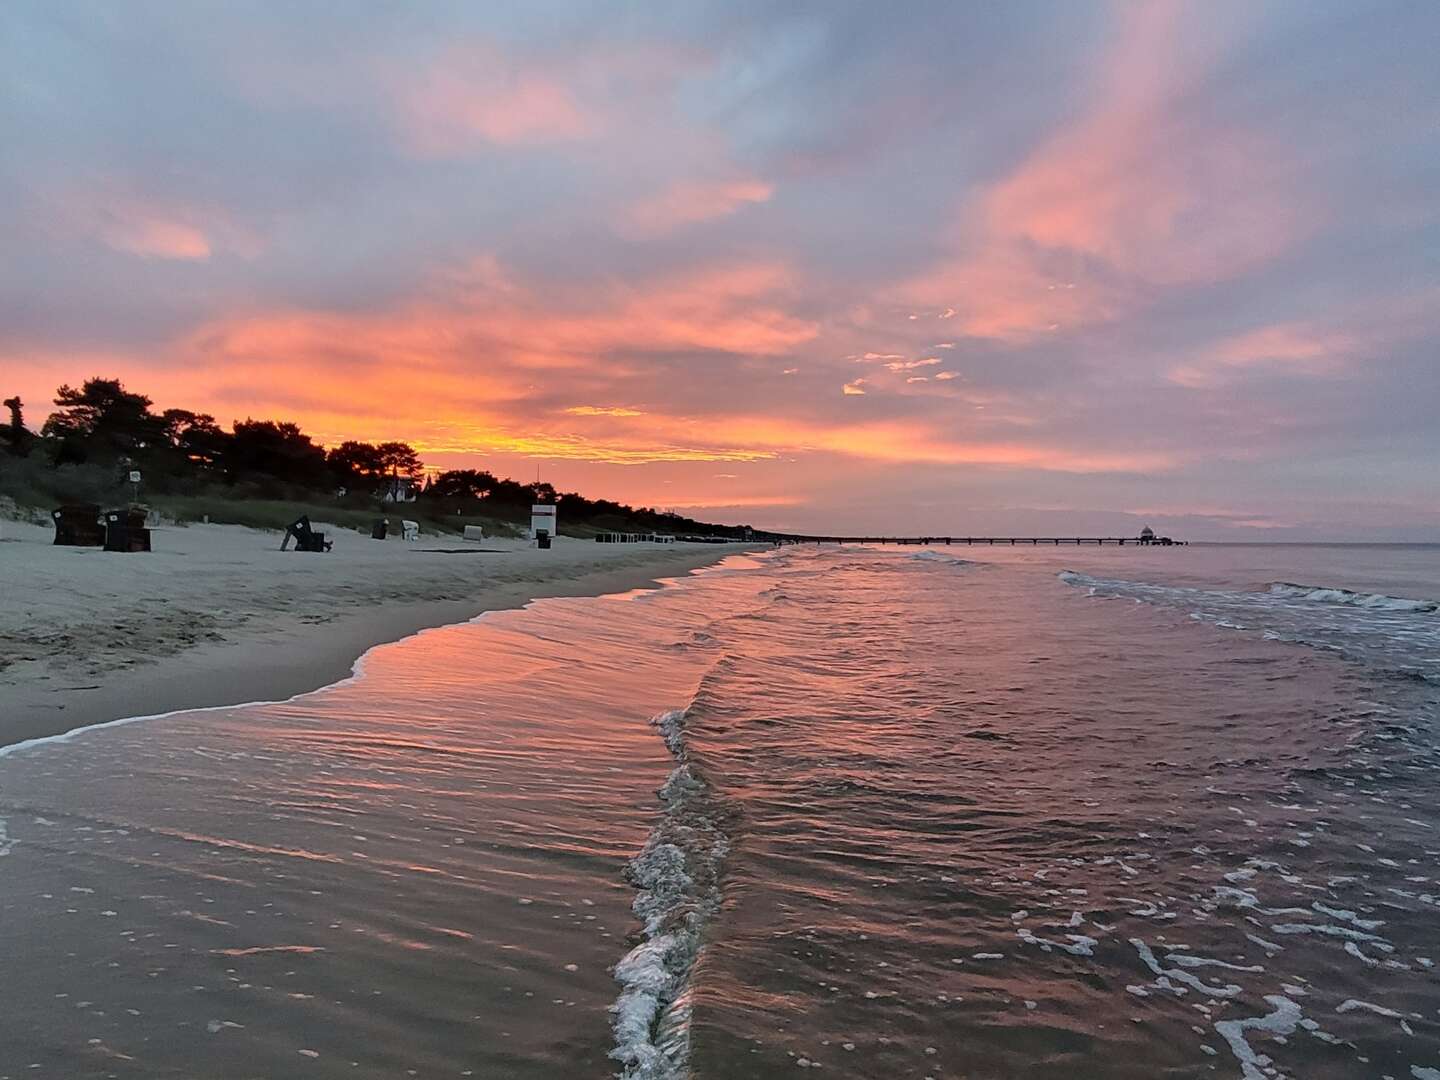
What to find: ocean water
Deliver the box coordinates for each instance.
[0,543,1437,1079]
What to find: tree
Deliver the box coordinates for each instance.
[526,481,558,504]
[2,396,32,456]
[327,440,387,492]
[159,409,229,473]
[376,442,423,481]
[42,378,160,463]
[226,419,329,488]
[425,469,497,500]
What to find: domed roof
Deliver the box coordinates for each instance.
[1140,525,1155,538]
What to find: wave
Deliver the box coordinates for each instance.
[907,550,976,567]
[1267,582,1437,613]
[610,708,731,1079]
[1058,570,1440,684]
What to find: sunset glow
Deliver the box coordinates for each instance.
[4,2,1437,538]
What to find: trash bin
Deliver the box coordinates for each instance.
[371,519,389,540]
[537,531,551,549]
[52,504,104,546]
[103,509,152,552]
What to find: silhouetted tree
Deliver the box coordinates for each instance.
[226,419,329,488]
[2,396,33,456]
[159,409,229,473]
[7,376,747,537]
[376,441,423,482]
[327,440,387,492]
[424,469,498,500]
[42,378,160,463]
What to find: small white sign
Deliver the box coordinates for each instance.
[128,470,142,483]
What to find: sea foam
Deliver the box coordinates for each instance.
[610,708,731,1080]
[1267,582,1437,613]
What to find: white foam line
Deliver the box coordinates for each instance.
[1130,939,1243,997]
[1337,998,1414,1020]
[609,707,730,1080]
[1214,996,1302,1080]
[0,650,369,763]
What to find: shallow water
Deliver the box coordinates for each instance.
[0,544,1436,1078]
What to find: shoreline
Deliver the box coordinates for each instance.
[1,527,753,750]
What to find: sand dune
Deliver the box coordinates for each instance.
[0,518,749,746]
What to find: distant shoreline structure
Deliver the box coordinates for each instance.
[757,530,1187,547]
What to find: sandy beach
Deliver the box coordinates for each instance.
[0,518,750,747]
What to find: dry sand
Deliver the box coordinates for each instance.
[0,517,753,747]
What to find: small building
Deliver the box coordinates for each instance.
[1139,525,1156,545]
[530,503,557,540]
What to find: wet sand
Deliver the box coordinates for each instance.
[0,518,751,747]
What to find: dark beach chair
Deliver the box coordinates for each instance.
[103,507,152,553]
[281,515,331,552]
[51,504,105,546]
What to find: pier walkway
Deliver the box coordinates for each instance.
[763,536,1186,546]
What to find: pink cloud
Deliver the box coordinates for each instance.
[898,4,1314,342]
[395,44,593,156]
[1167,288,1440,388]
[623,178,773,234]
[48,185,263,261]
[104,218,212,260]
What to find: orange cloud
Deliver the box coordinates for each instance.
[663,495,802,510]
[0,254,819,466]
[4,236,1176,479]
[564,405,646,417]
[583,409,1171,474]
[191,258,816,379]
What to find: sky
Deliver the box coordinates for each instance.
[3,1,1438,540]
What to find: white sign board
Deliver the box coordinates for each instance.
[530,504,557,540]
[128,470,142,483]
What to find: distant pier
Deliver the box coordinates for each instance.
[760,535,1186,547]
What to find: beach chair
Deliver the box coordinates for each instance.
[402,519,419,541]
[281,515,331,552]
[51,504,105,546]
[103,507,152,553]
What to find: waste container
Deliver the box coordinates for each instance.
[52,504,104,546]
[103,508,152,552]
[371,519,389,540]
[537,531,551,550]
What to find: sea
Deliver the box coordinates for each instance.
[0,542,1437,1079]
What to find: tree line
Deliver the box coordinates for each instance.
[0,378,748,537]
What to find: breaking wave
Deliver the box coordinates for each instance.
[907,550,976,567]
[610,707,731,1079]
[1267,581,1437,613]
[1059,571,1440,683]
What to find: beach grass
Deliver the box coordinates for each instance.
[151,494,523,538]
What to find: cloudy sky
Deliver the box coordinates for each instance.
[3,1,1437,538]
